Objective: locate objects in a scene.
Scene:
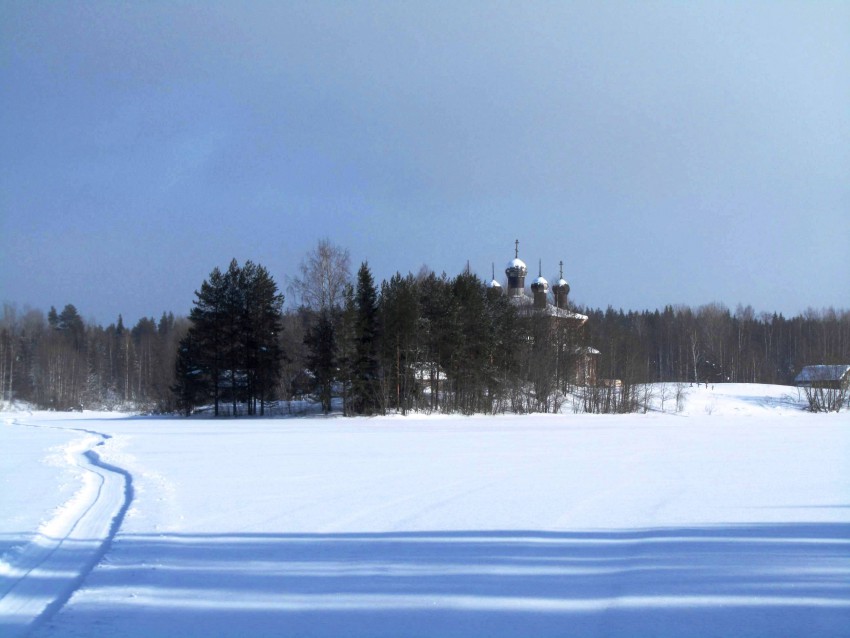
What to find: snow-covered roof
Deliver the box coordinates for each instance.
[542,305,588,323]
[553,278,570,289]
[506,258,527,272]
[488,279,502,288]
[507,294,588,323]
[794,364,850,384]
[575,346,601,355]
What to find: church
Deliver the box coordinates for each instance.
[488,241,598,386]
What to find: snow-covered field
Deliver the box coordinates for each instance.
[2,384,849,637]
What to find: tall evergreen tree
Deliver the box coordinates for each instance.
[174,259,285,416]
[187,265,228,415]
[380,273,421,414]
[352,262,381,414]
[305,308,336,414]
[241,261,285,415]
[173,331,204,416]
[451,271,490,414]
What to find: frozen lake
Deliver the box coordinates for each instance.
[2,384,849,636]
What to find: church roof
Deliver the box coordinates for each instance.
[507,294,588,323]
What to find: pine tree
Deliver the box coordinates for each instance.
[241,261,284,415]
[174,260,284,417]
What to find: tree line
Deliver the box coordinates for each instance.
[583,303,850,387]
[2,242,848,414]
[0,303,185,411]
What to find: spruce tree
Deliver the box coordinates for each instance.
[173,332,204,416]
[187,265,228,415]
[305,308,336,414]
[352,262,381,414]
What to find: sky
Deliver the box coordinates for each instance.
[1,1,848,326]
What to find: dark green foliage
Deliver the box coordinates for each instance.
[304,309,336,414]
[175,259,284,416]
[379,273,421,414]
[4,253,850,416]
[448,271,492,414]
[58,304,86,351]
[374,270,525,415]
[173,331,204,416]
[417,271,455,412]
[351,262,381,415]
[243,263,285,415]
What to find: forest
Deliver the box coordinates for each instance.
[2,242,848,415]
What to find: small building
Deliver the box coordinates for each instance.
[794,365,850,390]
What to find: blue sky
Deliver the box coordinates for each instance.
[2,1,848,325]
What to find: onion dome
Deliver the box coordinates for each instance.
[531,260,549,309]
[505,239,527,277]
[505,257,527,277]
[488,263,502,289]
[506,240,528,298]
[552,261,571,310]
[530,275,549,294]
[552,261,570,295]
[552,278,570,295]
[531,259,549,293]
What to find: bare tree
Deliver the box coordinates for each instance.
[675,382,687,413]
[287,239,352,312]
[800,366,849,413]
[658,382,671,412]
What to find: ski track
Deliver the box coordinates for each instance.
[0,417,133,638]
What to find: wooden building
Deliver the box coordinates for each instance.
[794,365,850,390]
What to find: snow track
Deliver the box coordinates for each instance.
[0,418,133,638]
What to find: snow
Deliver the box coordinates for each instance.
[2,385,849,637]
[506,258,527,271]
[508,293,589,322]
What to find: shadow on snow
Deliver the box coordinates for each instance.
[19,522,850,638]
